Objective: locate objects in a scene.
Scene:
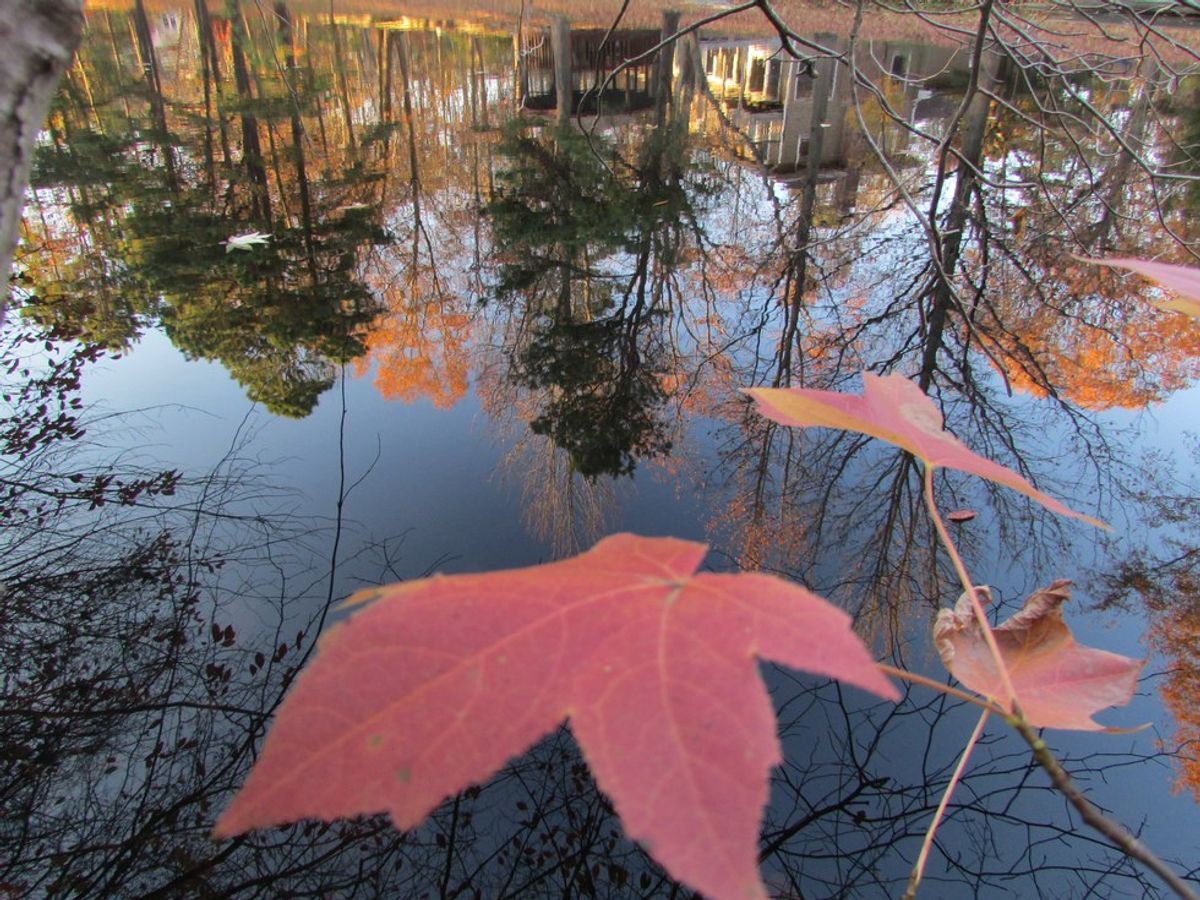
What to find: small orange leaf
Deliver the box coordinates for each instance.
[1084,257,1200,320]
[934,580,1144,730]
[744,374,1105,528]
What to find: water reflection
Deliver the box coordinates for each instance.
[1099,437,1200,803]
[701,35,967,180]
[0,321,324,894]
[488,119,701,477]
[8,0,1200,895]
[21,0,1200,426]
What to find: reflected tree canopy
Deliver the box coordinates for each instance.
[487,118,706,477]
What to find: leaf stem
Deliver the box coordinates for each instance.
[876,664,1001,713]
[922,464,1022,715]
[903,708,990,900]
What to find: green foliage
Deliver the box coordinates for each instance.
[519,317,672,478]
[488,123,630,297]
[487,119,710,476]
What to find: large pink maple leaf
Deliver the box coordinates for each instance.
[214,534,898,900]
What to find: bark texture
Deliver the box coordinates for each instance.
[0,0,84,317]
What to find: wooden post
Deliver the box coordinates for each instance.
[675,31,700,95]
[513,33,523,110]
[651,10,680,100]
[550,15,571,124]
[653,9,680,123]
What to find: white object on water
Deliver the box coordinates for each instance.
[224,231,272,253]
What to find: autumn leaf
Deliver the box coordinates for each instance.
[744,373,1105,528]
[1084,257,1200,320]
[213,534,898,900]
[934,580,1144,730]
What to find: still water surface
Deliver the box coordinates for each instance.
[5,0,1200,895]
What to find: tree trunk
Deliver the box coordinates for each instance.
[0,0,84,318]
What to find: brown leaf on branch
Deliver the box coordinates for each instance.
[934,580,1144,731]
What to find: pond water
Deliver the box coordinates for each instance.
[4,0,1200,896]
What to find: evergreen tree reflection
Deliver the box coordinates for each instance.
[489,100,704,478]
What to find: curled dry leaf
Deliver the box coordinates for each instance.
[947,509,977,523]
[934,580,1144,731]
[213,534,898,900]
[744,373,1105,528]
[1083,257,1200,320]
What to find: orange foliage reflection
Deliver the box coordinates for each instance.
[355,289,472,409]
[991,259,1200,410]
[1151,603,1200,801]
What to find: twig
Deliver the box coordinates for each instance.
[903,708,990,900]
[877,663,1002,713]
[1012,716,1200,900]
[923,464,1197,899]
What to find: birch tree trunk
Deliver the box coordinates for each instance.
[0,0,83,318]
